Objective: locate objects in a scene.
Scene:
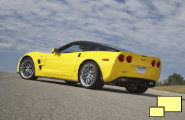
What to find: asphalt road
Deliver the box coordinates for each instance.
[0,72,184,120]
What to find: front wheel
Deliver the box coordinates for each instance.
[19,57,38,80]
[79,61,104,89]
[125,85,148,93]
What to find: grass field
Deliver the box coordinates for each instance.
[153,85,185,94]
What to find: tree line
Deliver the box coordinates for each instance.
[157,73,185,86]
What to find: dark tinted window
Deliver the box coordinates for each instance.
[59,43,87,53]
[99,43,128,52]
[88,43,119,52]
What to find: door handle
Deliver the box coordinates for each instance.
[78,53,81,57]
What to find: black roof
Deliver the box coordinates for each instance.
[69,41,128,52]
[71,41,97,44]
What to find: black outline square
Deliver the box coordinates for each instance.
[149,106,165,117]
[157,96,182,112]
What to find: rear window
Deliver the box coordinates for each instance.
[99,43,129,52]
[88,43,119,52]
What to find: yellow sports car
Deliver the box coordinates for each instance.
[17,41,161,93]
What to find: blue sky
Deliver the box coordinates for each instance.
[0,0,185,81]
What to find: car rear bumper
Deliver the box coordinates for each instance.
[108,77,156,88]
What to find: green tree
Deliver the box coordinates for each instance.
[162,79,170,86]
[166,73,184,85]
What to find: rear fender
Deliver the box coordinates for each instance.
[74,51,120,82]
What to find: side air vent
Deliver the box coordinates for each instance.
[39,65,42,70]
[38,59,41,64]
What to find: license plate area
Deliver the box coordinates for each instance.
[137,67,146,73]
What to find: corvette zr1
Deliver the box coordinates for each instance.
[17,41,161,93]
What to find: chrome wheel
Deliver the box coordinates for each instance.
[80,64,96,87]
[20,58,35,79]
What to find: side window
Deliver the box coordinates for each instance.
[91,45,105,51]
[60,44,85,53]
[89,44,117,52]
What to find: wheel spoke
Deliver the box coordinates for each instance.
[28,69,32,74]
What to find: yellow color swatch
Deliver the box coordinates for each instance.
[157,96,182,112]
[149,107,164,117]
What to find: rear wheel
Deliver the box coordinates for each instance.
[79,61,104,89]
[19,57,38,80]
[125,85,148,93]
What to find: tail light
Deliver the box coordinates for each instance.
[151,60,155,67]
[157,61,160,68]
[118,54,124,62]
[126,56,132,63]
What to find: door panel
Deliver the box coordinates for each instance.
[44,52,79,76]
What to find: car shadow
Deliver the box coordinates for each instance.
[99,87,159,98]
[35,78,185,101]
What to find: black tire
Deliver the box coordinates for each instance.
[65,81,77,86]
[125,86,148,93]
[19,57,38,80]
[79,61,104,89]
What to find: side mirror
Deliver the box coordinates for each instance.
[52,48,59,53]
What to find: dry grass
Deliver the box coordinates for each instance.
[153,85,185,94]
